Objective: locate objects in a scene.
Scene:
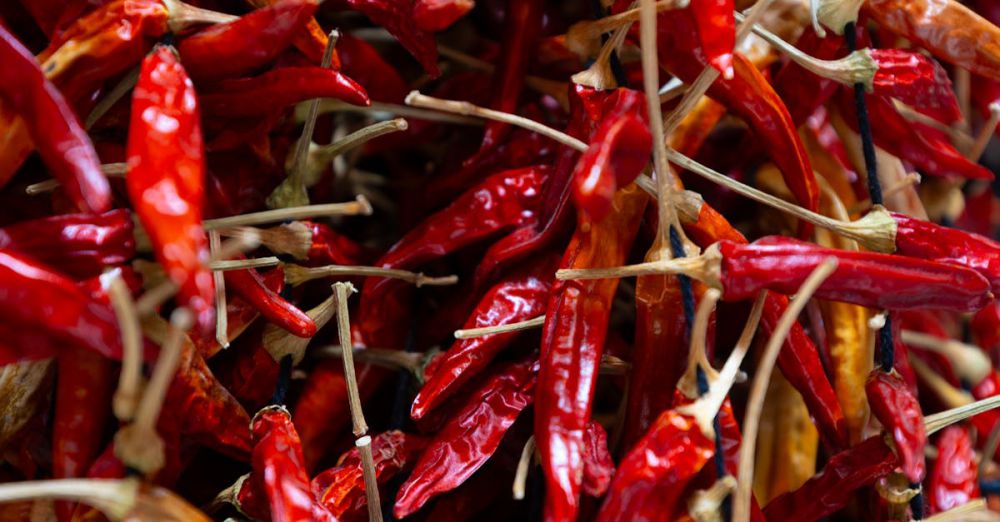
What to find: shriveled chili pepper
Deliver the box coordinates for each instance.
[395,359,537,517]
[225,264,316,338]
[250,405,337,521]
[0,24,111,213]
[836,89,993,180]
[177,0,318,82]
[581,420,614,497]
[412,0,474,32]
[127,45,215,332]
[869,49,962,122]
[411,253,557,419]
[313,430,429,520]
[866,370,926,484]
[689,0,735,76]
[331,0,440,75]
[200,66,369,117]
[244,0,333,65]
[763,435,897,521]
[0,209,135,279]
[537,184,646,522]
[928,425,979,514]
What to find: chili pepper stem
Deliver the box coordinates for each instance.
[677,289,722,398]
[311,345,428,381]
[923,499,988,522]
[556,243,723,283]
[162,0,238,33]
[454,315,545,339]
[910,357,973,409]
[0,478,139,520]
[734,258,839,522]
[512,436,536,500]
[284,263,459,287]
[218,223,313,260]
[25,163,126,195]
[571,14,631,90]
[209,256,280,271]
[968,102,1000,161]
[264,293,335,365]
[356,435,384,522]
[300,99,483,127]
[847,173,921,214]
[688,476,737,522]
[980,425,1000,475]
[203,195,373,230]
[565,0,688,58]
[925,394,1000,435]
[210,231,228,348]
[295,119,408,187]
[107,274,143,422]
[814,0,864,35]
[899,330,991,384]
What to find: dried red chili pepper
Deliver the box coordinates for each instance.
[332,0,440,75]
[336,33,409,103]
[395,359,537,517]
[225,264,316,338]
[581,420,614,497]
[928,425,979,514]
[411,254,557,419]
[869,49,962,122]
[774,26,846,125]
[250,405,337,521]
[0,24,110,213]
[866,370,926,484]
[200,66,369,117]
[689,0,735,76]
[301,220,371,266]
[0,209,135,279]
[763,436,898,521]
[412,0,473,32]
[889,211,1000,294]
[177,0,318,82]
[972,303,1000,360]
[245,0,333,65]
[127,45,214,332]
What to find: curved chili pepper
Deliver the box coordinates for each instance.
[689,0,735,76]
[581,420,614,497]
[0,209,135,279]
[302,220,371,266]
[865,0,1000,82]
[245,0,334,65]
[866,370,926,484]
[763,435,897,521]
[313,431,429,520]
[928,425,979,514]
[412,0,474,32]
[658,11,819,237]
[836,89,992,180]
[200,66,370,117]
[0,25,110,213]
[890,212,1000,294]
[250,405,337,521]
[127,45,214,333]
[177,0,318,82]
[411,253,557,419]
[395,359,537,517]
[225,264,316,338]
[537,184,646,522]
[774,26,846,125]
[333,0,440,75]
[870,50,961,122]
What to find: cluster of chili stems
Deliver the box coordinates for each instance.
[5,0,1000,521]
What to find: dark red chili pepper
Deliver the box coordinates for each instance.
[200,66,370,117]
[177,0,318,82]
[0,24,110,213]
[890,211,1000,294]
[301,220,371,266]
[836,88,993,180]
[763,436,898,521]
[869,49,962,122]
[332,0,440,75]
[972,303,1000,361]
[18,0,93,37]
[689,0,735,76]
[774,26,846,125]
[244,0,334,66]
[336,33,409,103]
[581,420,614,497]
[395,359,537,517]
[866,370,926,484]
[225,264,316,338]
[412,0,474,32]
[0,209,135,279]
[928,425,979,515]
[214,329,280,410]
[127,45,215,333]
[411,254,557,419]
[250,405,337,521]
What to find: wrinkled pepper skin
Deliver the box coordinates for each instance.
[865,371,926,484]
[891,212,1000,294]
[870,49,961,121]
[225,265,316,338]
[334,0,440,75]
[245,0,334,65]
[928,426,979,515]
[200,67,370,117]
[126,46,215,332]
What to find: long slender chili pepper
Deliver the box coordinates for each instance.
[0,209,135,279]
[537,184,646,522]
[395,359,537,517]
[889,212,1000,294]
[177,0,318,82]
[0,25,110,213]
[688,0,735,76]
[224,264,316,338]
[332,0,441,75]
[928,425,979,515]
[244,0,333,65]
[127,45,215,333]
[866,370,927,484]
[200,67,370,117]
[411,254,557,419]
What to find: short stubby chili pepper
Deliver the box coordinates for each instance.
[928,425,979,514]
[225,264,316,338]
[0,209,135,279]
[200,66,370,117]
[250,405,337,522]
[332,0,440,75]
[689,0,735,76]
[411,253,557,419]
[889,211,1000,294]
[836,89,993,180]
[395,359,537,517]
[869,49,962,122]
[127,45,215,333]
[0,25,111,213]
[177,0,318,82]
[866,370,926,484]
[412,0,474,32]
[763,435,898,521]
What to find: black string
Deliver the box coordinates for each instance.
[269,354,293,406]
[844,22,884,207]
[878,315,895,373]
[591,0,630,88]
[669,226,696,329]
[909,485,925,520]
[980,478,1000,495]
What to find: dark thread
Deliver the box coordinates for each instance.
[270,354,293,406]
[590,0,630,88]
[124,466,143,478]
[844,22,884,206]
[389,315,419,429]
[878,315,895,373]
[909,486,924,520]
[669,226,696,330]
[980,479,1000,495]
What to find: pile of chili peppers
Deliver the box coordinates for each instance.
[9,0,1000,520]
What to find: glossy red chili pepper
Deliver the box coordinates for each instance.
[200,66,370,117]
[689,0,735,76]
[313,431,429,520]
[301,220,371,266]
[177,0,318,82]
[581,420,614,497]
[127,45,214,332]
[395,359,537,517]
[763,435,898,520]
[928,425,979,514]
[866,370,926,484]
[333,0,440,75]
[250,405,337,521]
[411,254,557,419]
[0,25,110,213]
[0,209,135,279]
[837,88,993,180]
[225,264,316,338]
[537,184,646,522]
[412,0,473,31]
[890,211,1000,294]
[869,49,962,122]
[191,268,284,358]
